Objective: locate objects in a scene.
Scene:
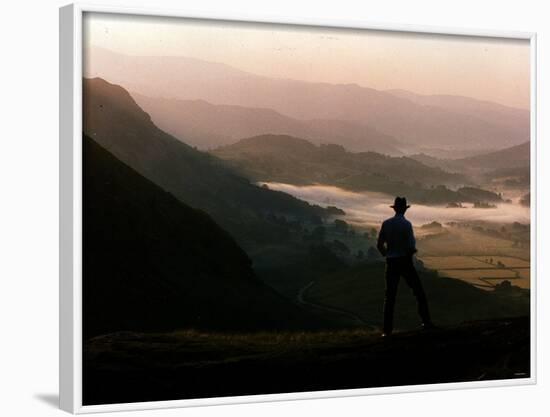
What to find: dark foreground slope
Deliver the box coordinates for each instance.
[84,317,529,405]
[83,135,328,338]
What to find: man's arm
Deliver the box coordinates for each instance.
[377,223,387,257]
[408,222,417,255]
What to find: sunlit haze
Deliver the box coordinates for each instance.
[83,12,530,109]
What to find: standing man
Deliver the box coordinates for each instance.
[377,197,433,337]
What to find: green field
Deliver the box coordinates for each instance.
[421,256,492,270]
[434,266,529,290]
[417,223,530,290]
[418,225,529,259]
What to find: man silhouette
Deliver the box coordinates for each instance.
[377,197,433,337]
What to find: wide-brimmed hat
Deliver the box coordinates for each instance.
[390,196,410,209]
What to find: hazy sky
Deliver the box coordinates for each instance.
[83,12,530,109]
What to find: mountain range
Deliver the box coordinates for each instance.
[83,134,326,338]
[83,77,331,248]
[85,47,529,153]
[132,93,403,155]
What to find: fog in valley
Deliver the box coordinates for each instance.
[262,182,531,227]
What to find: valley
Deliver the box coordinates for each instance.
[82,77,531,336]
[79,16,532,406]
[260,182,530,296]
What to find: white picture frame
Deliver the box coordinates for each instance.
[59,3,537,413]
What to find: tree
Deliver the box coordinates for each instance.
[310,226,326,241]
[332,239,350,254]
[334,219,348,233]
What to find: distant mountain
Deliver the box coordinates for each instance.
[406,147,498,160]
[85,47,529,152]
[212,134,501,205]
[83,134,325,338]
[454,141,530,170]
[386,89,530,132]
[408,153,450,170]
[131,93,403,155]
[410,141,530,174]
[83,78,329,247]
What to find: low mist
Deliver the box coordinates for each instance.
[262,182,530,226]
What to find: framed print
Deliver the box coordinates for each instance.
[59,3,537,413]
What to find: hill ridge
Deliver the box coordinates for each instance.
[83,77,332,247]
[130,92,403,154]
[83,133,328,338]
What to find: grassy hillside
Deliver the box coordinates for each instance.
[84,317,529,405]
[305,261,529,330]
[83,134,330,338]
